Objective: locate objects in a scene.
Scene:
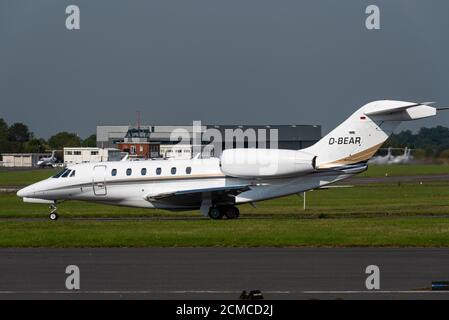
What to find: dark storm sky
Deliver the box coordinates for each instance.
[1,0,448,138]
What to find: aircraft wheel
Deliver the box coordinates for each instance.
[49,212,59,221]
[224,206,240,219]
[208,207,223,220]
[234,207,240,219]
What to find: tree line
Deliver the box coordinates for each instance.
[0,118,96,154]
[384,126,449,158]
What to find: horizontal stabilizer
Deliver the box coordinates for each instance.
[364,102,433,116]
[361,101,437,121]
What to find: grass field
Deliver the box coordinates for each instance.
[1,217,448,247]
[0,165,449,247]
[1,181,449,247]
[0,168,58,186]
[1,182,449,219]
[360,164,449,177]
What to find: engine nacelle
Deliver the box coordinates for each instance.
[220,148,316,178]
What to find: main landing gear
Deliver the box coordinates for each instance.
[49,203,59,221]
[208,206,240,220]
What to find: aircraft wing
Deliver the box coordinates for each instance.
[145,184,251,206]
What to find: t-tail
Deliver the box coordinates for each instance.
[304,100,438,169]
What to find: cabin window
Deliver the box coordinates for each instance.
[186,167,192,174]
[61,170,71,178]
[70,170,76,177]
[156,168,162,175]
[171,167,176,175]
[126,168,132,176]
[141,168,147,176]
[111,169,117,176]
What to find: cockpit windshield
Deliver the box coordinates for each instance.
[52,169,68,178]
[52,168,76,178]
[61,170,72,178]
[52,168,70,178]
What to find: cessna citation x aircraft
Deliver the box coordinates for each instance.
[17,100,442,220]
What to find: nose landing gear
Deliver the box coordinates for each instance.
[49,204,59,221]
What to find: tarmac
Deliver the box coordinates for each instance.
[0,248,448,300]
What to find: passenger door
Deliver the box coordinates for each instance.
[92,165,107,196]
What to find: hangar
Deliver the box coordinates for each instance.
[1,153,52,168]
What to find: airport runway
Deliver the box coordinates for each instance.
[0,248,449,300]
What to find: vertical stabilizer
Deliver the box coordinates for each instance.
[303,100,437,168]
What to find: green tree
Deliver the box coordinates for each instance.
[0,118,8,134]
[386,126,449,157]
[0,118,10,153]
[384,130,415,148]
[8,122,31,142]
[416,126,449,156]
[23,138,47,153]
[82,134,97,147]
[48,132,82,149]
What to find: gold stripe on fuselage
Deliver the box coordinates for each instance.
[318,142,383,169]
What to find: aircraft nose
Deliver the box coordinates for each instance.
[17,186,33,198]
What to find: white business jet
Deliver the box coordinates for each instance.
[17,100,441,220]
[390,147,413,165]
[37,151,58,168]
[368,147,393,165]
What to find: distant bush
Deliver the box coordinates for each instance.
[438,149,449,159]
[411,149,426,160]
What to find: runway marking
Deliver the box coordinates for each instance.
[303,290,443,294]
[0,290,290,294]
[0,290,447,295]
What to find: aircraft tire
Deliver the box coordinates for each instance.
[234,206,240,218]
[223,206,240,219]
[208,207,223,220]
[49,212,59,221]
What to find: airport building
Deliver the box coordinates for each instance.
[1,153,52,168]
[116,128,161,159]
[97,124,321,159]
[63,147,122,165]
